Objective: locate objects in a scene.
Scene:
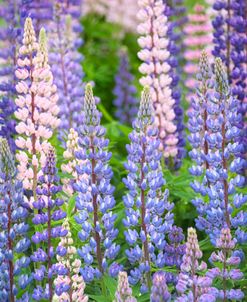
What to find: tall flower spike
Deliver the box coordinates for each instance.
[165,1,186,170]
[31,147,67,302]
[53,219,88,302]
[163,226,185,285]
[206,228,244,301]
[74,84,120,284]
[183,4,213,98]
[175,228,215,302]
[0,0,22,151]
[15,20,59,205]
[137,0,179,162]
[49,1,84,143]
[114,271,137,302]
[188,54,247,245]
[113,48,138,125]
[0,138,31,302]
[123,86,174,293]
[151,271,171,302]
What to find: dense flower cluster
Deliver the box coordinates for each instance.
[74,84,120,282]
[165,1,186,169]
[20,0,53,34]
[53,219,88,302]
[212,0,247,106]
[31,147,67,301]
[123,86,174,292]
[15,19,59,202]
[184,4,212,96]
[176,228,213,302]
[206,228,244,301]
[113,48,138,125]
[49,0,84,143]
[0,0,22,151]
[137,0,179,161]
[114,271,137,302]
[188,51,246,244]
[163,226,185,284]
[151,271,171,302]
[0,138,31,302]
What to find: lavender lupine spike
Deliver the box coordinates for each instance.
[15,20,60,204]
[151,271,171,302]
[31,147,68,302]
[175,228,215,302]
[163,226,185,285]
[113,48,138,125]
[20,0,53,35]
[53,219,88,302]
[74,84,120,283]
[206,228,244,301]
[123,86,174,293]
[0,1,22,151]
[137,0,179,162]
[49,2,84,143]
[188,53,247,245]
[0,138,31,302]
[114,271,137,302]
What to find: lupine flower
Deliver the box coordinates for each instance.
[212,0,247,103]
[49,1,84,143]
[123,86,174,292]
[0,138,31,302]
[163,226,185,284]
[0,0,23,151]
[53,219,88,302]
[61,128,84,196]
[165,1,186,169]
[20,0,53,34]
[206,228,244,301]
[74,84,120,283]
[114,271,137,302]
[176,228,214,302]
[184,4,213,97]
[137,0,179,160]
[15,19,59,203]
[113,48,138,125]
[31,147,67,301]
[151,271,171,302]
[188,53,246,244]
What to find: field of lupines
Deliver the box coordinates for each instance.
[0,0,246,301]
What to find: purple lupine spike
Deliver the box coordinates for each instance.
[175,228,215,302]
[49,1,84,143]
[163,226,186,285]
[188,52,247,245]
[31,147,67,301]
[113,48,138,125]
[74,84,120,285]
[114,271,137,302]
[212,0,247,154]
[20,0,53,34]
[0,138,31,302]
[151,271,171,302]
[0,0,23,152]
[123,86,174,293]
[206,228,245,301]
[165,1,186,170]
